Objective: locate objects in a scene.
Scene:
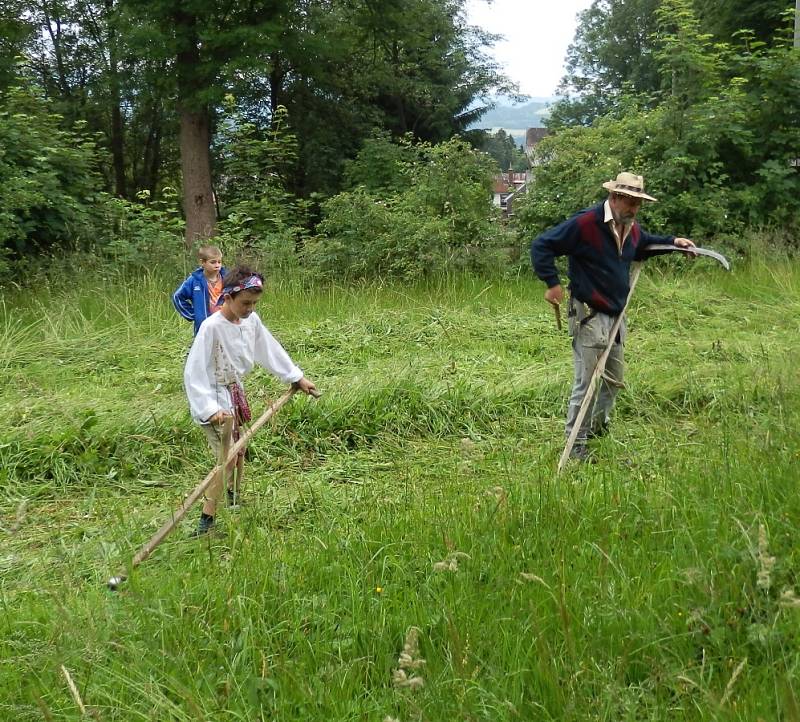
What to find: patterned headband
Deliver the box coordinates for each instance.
[220,274,264,301]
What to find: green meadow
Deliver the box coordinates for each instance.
[1,255,799,721]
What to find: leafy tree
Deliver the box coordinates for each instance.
[0,2,32,92]
[7,0,516,256]
[548,0,661,127]
[20,0,174,201]
[549,0,796,129]
[0,85,106,264]
[695,0,791,43]
[476,129,527,171]
[260,0,512,197]
[116,0,291,245]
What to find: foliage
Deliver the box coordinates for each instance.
[475,129,528,172]
[99,188,185,264]
[0,2,31,93]
[548,0,795,129]
[342,130,420,195]
[0,82,186,275]
[0,85,106,269]
[13,0,513,213]
[548,0,662,128]
[305,135,510,279]
[515,2,800,244]
[214,103,308,271]
[695,0,790,43]
[257,0,514,197]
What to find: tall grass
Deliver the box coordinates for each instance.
[1,258,799,720]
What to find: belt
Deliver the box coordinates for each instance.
[568,297,597,326]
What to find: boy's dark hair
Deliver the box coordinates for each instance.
[223,267,265,296]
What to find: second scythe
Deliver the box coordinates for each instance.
[108,384,320,589]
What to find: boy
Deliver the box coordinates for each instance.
[183,266,317,535]
[173,245,227,335]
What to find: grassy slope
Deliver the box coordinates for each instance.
[1,258,799,721]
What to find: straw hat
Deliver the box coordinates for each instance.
[602,172,657,202]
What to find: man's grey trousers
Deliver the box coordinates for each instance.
[565,297,626,442]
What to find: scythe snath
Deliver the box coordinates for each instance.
[108,385,319,590]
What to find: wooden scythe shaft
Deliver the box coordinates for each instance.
[552,302,562,331]
[557,263,643,473]
[126,386,299,573]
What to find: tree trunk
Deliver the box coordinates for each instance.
[174,9,216,247]
[179,107,216,247]
[110,101,126,197]
[269,54,282,116]
[106,0,126,198]
[145,111,162,199]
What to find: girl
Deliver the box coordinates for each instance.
[183,266,317,535]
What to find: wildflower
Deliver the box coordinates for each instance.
[391,627,425,691]
[399,627,425,668]
[432,551,470,572]
[779,589,800,608]
[376,586,383,594]
[487,486,507,504]
[720,657,747,707]
[392,669,424,689]
[756,524,775,591]
[518,572,550,589]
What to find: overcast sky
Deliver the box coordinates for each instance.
[464,0,594,98]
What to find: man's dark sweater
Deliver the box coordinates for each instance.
[531,202,675,315]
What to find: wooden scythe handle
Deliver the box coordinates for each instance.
[110,385,315,586]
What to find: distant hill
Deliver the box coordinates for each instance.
[468,99,553,147]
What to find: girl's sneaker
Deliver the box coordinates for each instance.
[227,488,241,508]
[191,512,215,537]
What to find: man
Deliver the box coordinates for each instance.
[531,172,696,461]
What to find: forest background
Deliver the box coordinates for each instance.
[0,0,798,278]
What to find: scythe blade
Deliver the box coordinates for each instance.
[646,244,731,270]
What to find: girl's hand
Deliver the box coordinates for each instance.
[208,410,233,425]
[294,376,319,397]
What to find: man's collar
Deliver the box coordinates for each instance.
[603,199,614,224]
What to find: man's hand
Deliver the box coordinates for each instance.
[674,237,698,256]
[294,376,318,396]
[544,284,563,307]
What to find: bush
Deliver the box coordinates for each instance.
[0,86,107,270]
[98,188,185,264]
[215,102,308,272]
[305,136,512,279]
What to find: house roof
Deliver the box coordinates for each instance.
[526,127,549,148]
